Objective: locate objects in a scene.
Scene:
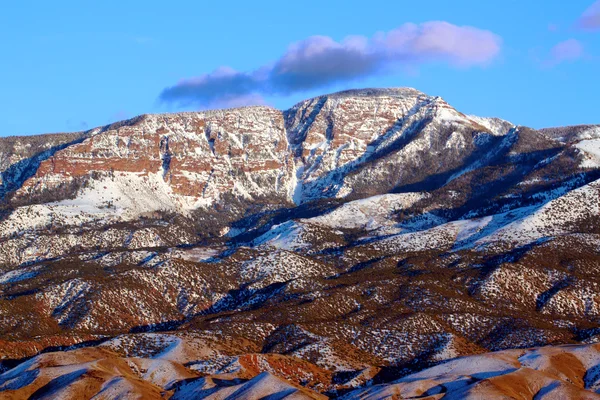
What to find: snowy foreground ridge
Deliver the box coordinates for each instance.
[1,88,600,398]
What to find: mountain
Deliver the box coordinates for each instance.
[1,88,600,398]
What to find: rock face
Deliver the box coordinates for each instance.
[1,87,600,398]
[285,88,498,204]
[10,107,293,210]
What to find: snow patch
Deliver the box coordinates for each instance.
[0,265,43,284]
[306,193,426,231]
[576,139,600,168]
[252,221,308,251]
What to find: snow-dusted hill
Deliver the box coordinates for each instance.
[1,88,600,398]
[4,334,600,399]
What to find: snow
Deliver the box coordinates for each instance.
[435,103,470,125]
[360,178,600,253]
[0,265,43,284]
[445,129,518,184]
[54,172,181,219]
[93,378,141,399]
[178,247,222,263]
[576,126,600,141]
[0,171,202,241]
[0,168,223,241]
[290,164,305,205]
[404,352,519,381]
[240,250,330,288]
[172,371,305,400]
[252,221,308,251]
[306,193,426,231]
[467,115,514,136]
[576,139,600,168]
[482,179,600,246]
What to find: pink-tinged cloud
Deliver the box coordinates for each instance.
[549,39,584,64]
[160,22,502,107]
[381,22,501,67]
[579,1,600,30]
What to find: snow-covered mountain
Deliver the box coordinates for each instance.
[1,88,600,398]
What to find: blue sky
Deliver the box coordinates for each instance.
[0,0,598,136]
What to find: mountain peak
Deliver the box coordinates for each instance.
[317,86,426,99]
[288,87,430,110]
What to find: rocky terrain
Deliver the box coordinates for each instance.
[1,88,600,398]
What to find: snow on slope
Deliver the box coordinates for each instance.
[252,221,309,251]
[172,371,326,400]
[0,204,106,238]
[349,178,600,254]
[481,178,600,245]
[467,115,514,136]
[577,126,600,141]
[305,193,426,231]
[251,177,599,255]
[0,265,43,284]
[576,139,600,168]
[53,171,204,218]
[0,171,198,239]
[343,344,600,399]
[241,250,335,288]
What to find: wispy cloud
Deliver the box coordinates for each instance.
[548,39,584,65]
[579,1,600,30]
[159,22,502,108]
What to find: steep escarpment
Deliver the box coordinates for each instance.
[9,107,293,210]
[0,131,89,201]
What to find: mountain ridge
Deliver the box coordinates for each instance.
[0,87,491,140]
